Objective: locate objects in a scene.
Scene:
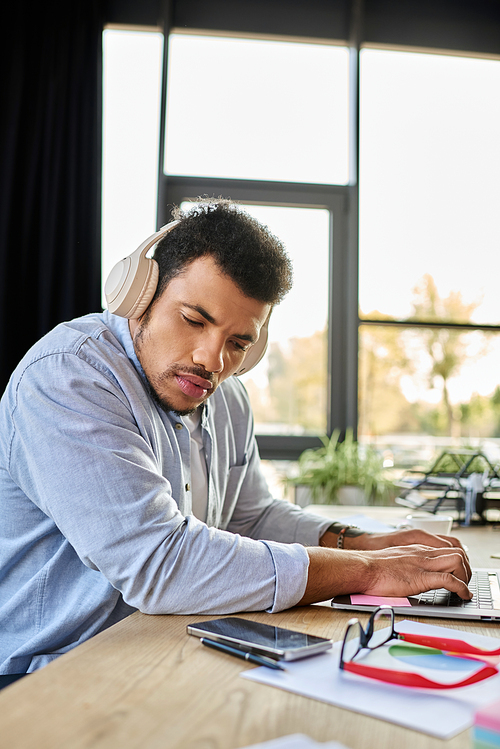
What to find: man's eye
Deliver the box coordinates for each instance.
[233,340,249,353]
[183,315,203,327]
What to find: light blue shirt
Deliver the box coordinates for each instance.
[0,311,331,674]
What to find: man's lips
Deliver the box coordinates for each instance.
[174,373,214,399]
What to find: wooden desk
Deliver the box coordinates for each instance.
[1,508,499,749]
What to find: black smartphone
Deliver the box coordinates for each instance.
[187,617,332,660]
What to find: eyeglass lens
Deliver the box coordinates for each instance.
[343,622,362,662]
[368,609,394,648]
[343,608,395,664]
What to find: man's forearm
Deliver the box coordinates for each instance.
[296,547,371,605]
[297,542,473,606]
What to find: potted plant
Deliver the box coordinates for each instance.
[291,429,393,506]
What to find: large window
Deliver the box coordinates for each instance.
[359,48,500,463]
[102,27,353,458]
[102,4,500,468]
[161,31,353,457]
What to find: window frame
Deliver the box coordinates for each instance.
[129,1,500,459]
[156,23,360,460]
[161,175,357,460]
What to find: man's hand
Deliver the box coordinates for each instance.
[358,544,472,598]
[342,527,471,580]
[320,525,465,552]
[297,542,472,607]
[345,527,465,552]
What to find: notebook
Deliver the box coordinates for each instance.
[331,568,500,621]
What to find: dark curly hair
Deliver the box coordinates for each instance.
[149,198,293,310]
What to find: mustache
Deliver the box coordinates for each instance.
[155,364,216,385]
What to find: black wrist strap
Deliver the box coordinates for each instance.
[326,522,363,549]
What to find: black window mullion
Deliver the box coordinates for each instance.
[360,318,500,333]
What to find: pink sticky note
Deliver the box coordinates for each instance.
[475,699,500,733]
[350,594,412,607]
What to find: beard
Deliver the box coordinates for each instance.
[132,315,216,416]
[142,364,215,416]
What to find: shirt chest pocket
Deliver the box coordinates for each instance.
[218,462,249,530]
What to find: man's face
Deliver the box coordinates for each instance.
[129,255,270,415]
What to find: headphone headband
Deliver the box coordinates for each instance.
[104,221,269,375]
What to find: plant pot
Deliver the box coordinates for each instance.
[293,485,367,507]
[294,485,317,508]
[336,486,366,505]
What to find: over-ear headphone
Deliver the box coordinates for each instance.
[104,221,269,375]
[104,221,180,320]
[234,312,269,376]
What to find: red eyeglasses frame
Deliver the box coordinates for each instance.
[339,606,499,690]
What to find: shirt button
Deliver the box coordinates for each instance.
[175,423,183,430]
[185,483,191,491]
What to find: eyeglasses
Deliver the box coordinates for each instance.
[339,606,499,690]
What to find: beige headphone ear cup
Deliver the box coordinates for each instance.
[234,314,270,375]
[126,259,159,319]
[105,221,180,319]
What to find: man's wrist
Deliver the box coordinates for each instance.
[298,546,372,604]
[320,522,367,550]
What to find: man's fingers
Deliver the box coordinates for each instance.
[414,531,453,548]
[419,571,472,600]
[436,533,462,548]
[423,548,471,584]
[417,547,472,599]
[406,529,468,554]
[419,545,472,581]
[386,542,471,579]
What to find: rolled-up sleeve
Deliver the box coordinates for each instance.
[262,541,310,612]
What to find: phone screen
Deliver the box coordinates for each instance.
[187,617,332,659]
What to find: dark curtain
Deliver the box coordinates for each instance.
[0,1,107,393]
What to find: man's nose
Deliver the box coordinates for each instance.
[193,337,224,374]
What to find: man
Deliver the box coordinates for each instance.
[0,200,470,675]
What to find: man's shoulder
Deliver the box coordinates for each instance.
[40,312,110,348]
[7,313,131,390]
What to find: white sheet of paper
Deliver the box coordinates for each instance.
[241,735,348,749]
[337,514,394,533]
[241,620,500,739]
